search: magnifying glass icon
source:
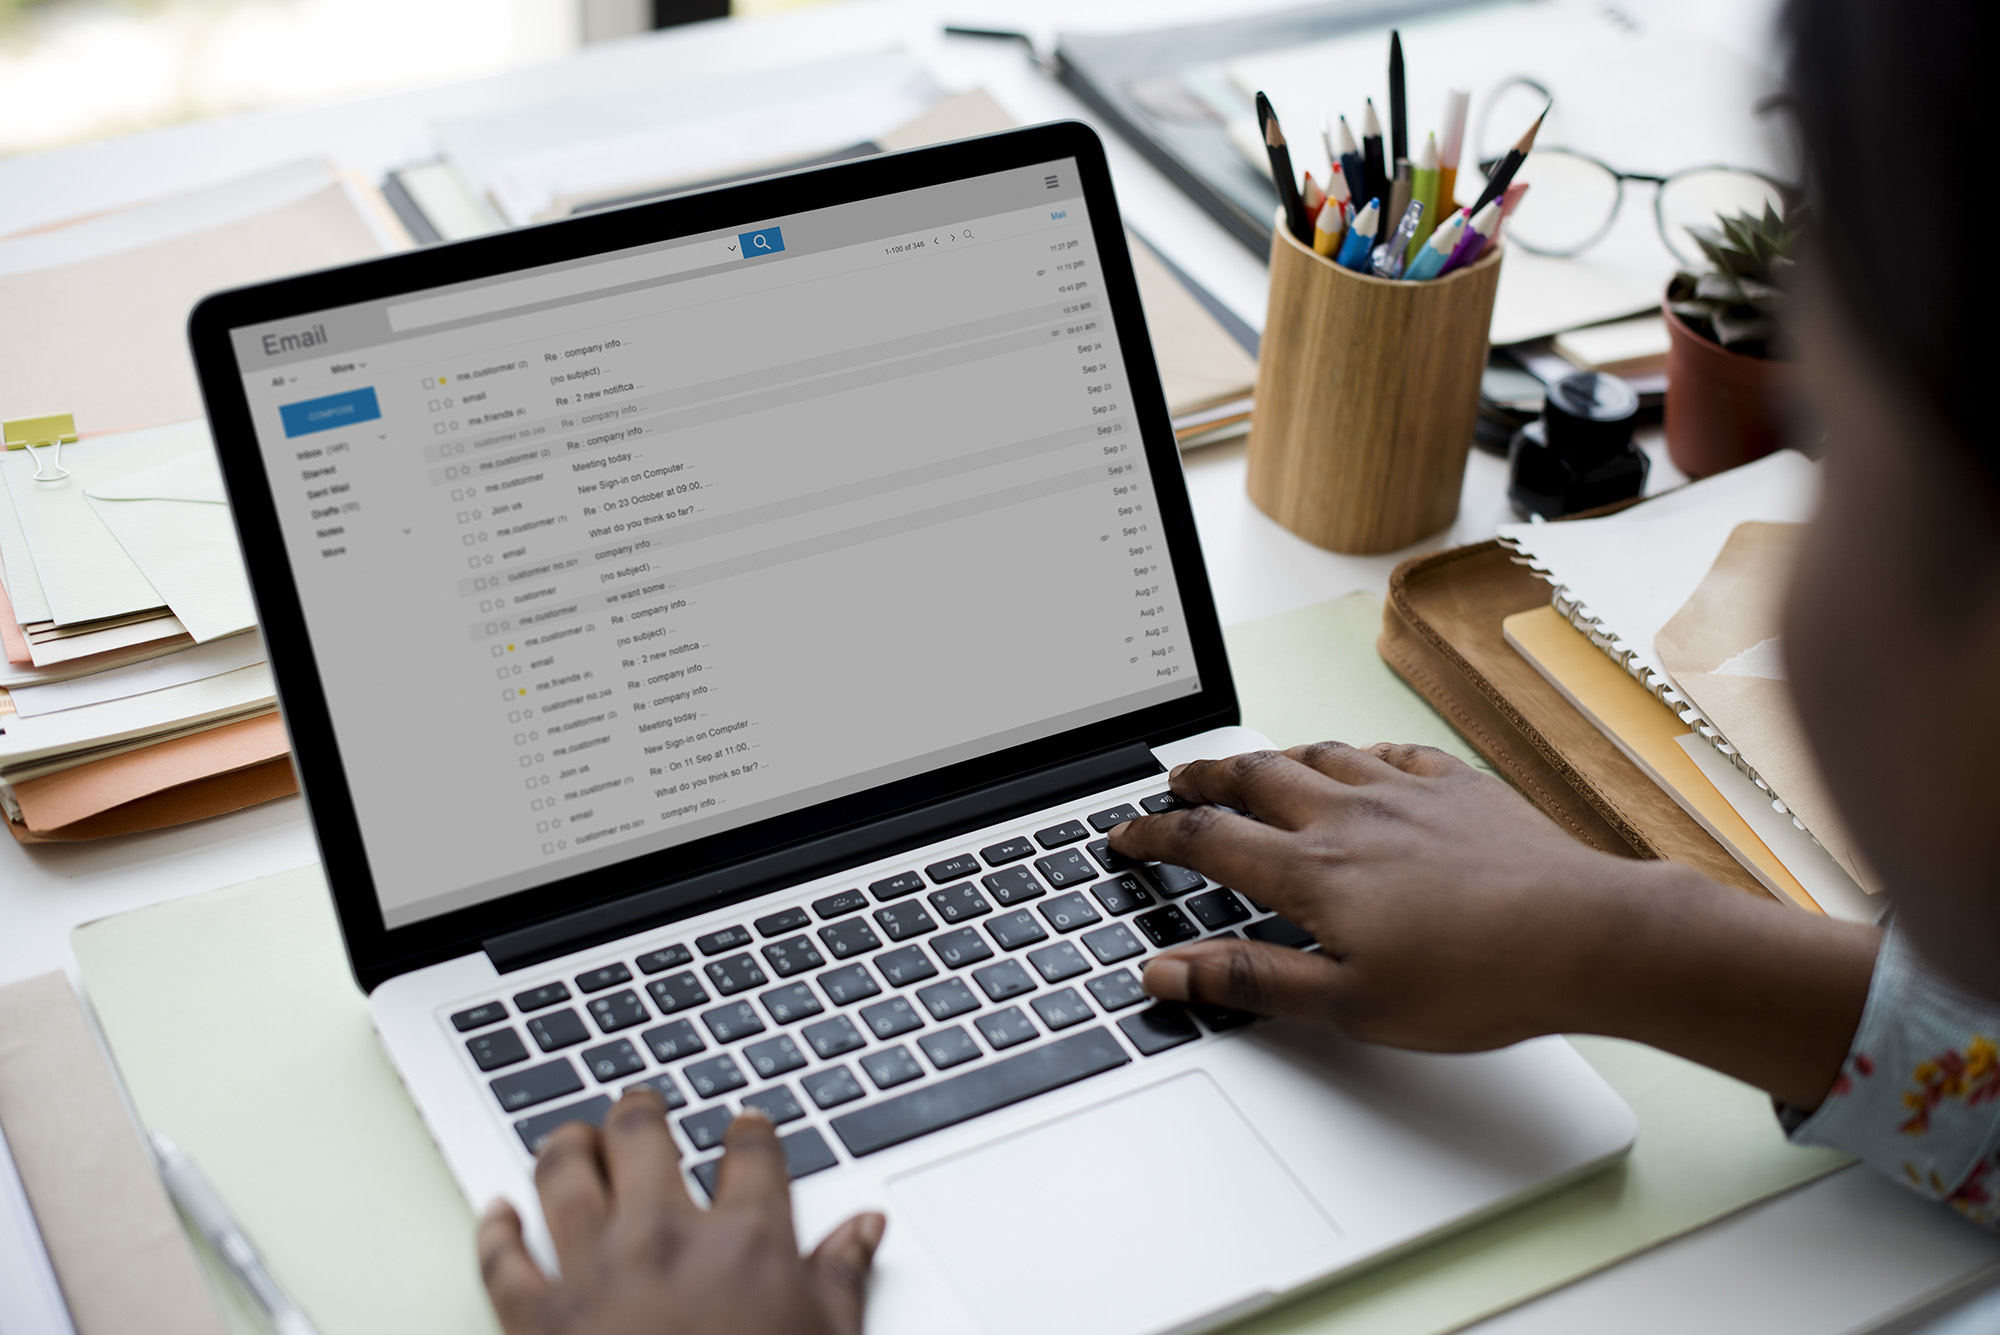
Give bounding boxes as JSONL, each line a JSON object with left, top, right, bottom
{"left": 752, "top": 234, "right": 771, "bottom": 251}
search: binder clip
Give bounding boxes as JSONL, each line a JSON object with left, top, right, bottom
{"left": 2, "top": 413, "right": 77, "bottom": 482}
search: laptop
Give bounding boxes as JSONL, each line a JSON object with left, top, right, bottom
{"left": 188, "top": 122, "right": 1634, "bottom": 1335}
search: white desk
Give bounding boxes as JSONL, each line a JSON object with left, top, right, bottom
{"left": 4, "top": 2, "right": 1998, "bottom": 1330}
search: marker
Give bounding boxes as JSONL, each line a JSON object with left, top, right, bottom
{"left": 1312, "top": 198, "right": 1345, "bottom": 256}
{"left": 1336, "top": 197, "right": 1381, "bottom": 270}
{"left": 1388, "top": 30, "right": 1408, "bottom": 165}
{"left": 1370, "top": 198, "right": 1424, "bottom": 279}
{"left": 1257, "top": 92, "right": 1312, "bottom": 243}
{"left": 1436, "top": 87, "right": 1470, "bottom": 213}
{"left": 1302, "top": 171, "right": 1327, "bottom": 222}
{"left": 1361, "top": 99, "right": 1388, "bottom": 206}
{"left": 1404, "top": 209, "right": 1467, "bottom": 280}
{"left": 1439, "top": 198, "right": 1502, "bottom": 273}
{"left": 1469, "top": 102, "right": 1548, "bottom": 216}
{"left": 1408, "top": 133, "right": 1441, "bottom": 256}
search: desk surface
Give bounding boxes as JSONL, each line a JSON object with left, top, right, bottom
{"left": 4, "top": 1, "right": 1997, "bottom": 1329}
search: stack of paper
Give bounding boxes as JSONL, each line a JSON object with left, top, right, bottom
{"left": 0, "top": 160, "right": 399, "bottom": 839}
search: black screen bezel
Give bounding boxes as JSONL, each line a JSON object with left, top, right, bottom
{"left": 188, "top": 121, "right": 1237, "bottom": 993}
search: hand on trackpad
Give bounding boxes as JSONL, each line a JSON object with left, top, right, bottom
{"left": 889, "top": 1071, "right": 1340, "bottom": 1335}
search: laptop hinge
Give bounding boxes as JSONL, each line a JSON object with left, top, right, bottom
{"left": 482, "top": 742, "right": 1164, "bottom": 975}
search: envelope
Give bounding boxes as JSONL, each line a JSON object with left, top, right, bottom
{"left": 84, "top": 431, "right": 256, "bottom": 644}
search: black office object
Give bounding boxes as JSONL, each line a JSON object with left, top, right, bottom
{"left": 1388, "top": 29, "right": 1408, "bottom": 163}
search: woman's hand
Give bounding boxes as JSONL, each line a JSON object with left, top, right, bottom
{"left": 478, "top": 1092, "right": 883, "bottom": 1335}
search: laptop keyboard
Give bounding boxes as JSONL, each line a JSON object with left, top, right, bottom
{"left": 447, "top": 790, "right": 1315, "bottom": 1198}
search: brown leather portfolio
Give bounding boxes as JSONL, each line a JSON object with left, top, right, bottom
{"left": 1377, "top": 539, "right": 1770, "bottom": 900}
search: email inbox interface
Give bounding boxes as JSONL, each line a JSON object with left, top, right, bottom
{"left": 238, "top": 163, "right": 1198, "bottom": 928}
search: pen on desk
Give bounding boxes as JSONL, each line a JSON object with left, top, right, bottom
{"left": 1257, "top": 93, "right": 1312, "bottom": 243}
{"left": 1436, "top": 87, "right": 1470, "bottom": 216}
{"left": 1438, "top": 197, "right": 1501, "bottom": 274}
{"left": 151, "top": 1133, "right": 319, "bottom": 1335}
{"left": 1403, "top": 208, "right": 1467, "bottom": 280}
{"left": 1335, "top": 197, "right": 1381, "bottom": 270}
{"left": 1312, "top": 198, "right": 1345, "bottom": 256}
{"left": 1468, "top": 101, "right": 1548, "bottom": 216}
{"left": 1385, "top": 159, "right": 1413, "bottom": 256}
{"left": 1388, "top": 30, "right": 1408, "bottom": 165}
{"left": 1370, "top": 198, "right": 1424, "bottom": 279}
{"left": 1336, "top": 115, "right": 1367, "bottom": 211}
{"left": 1360, "top": 99, "right": 1387, "bottom": 206}
{"left": 1408, "top": 133, "right": 1440, "bottom": 255}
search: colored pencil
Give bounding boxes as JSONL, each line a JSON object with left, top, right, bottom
{"left": 1408, "top": 133, "right": 1440, "bottom": 256}
{"left": 1302, "top": 172, "right": 1326, "bottom": 222}
{"left": 1468, "top": 102, "right": 1548, "bottom": 216}
{"left": 1325, "top": 158, "right": 1352, "bottom": 210}
{"left": 1404, "top": 209, "right": 1467, "bottom": 280}
{"left": 1336, "top": 115, "right": 1367, "bottom": 211}
{"left": 1335, "top": 197, "right": 1381, "bottom": 270}
{"left": 1312, "top": 198, "right": 1345, "bottom": 256}
{"left": 1439, "top": 198, "right": 1501, "bottom": 273}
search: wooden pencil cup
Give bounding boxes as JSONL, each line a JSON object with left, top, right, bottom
{"left": 1247, "top": 223, "right": 1503, "bottom": 554}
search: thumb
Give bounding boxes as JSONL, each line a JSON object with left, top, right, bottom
{"left": 806, "top": 1211, "right": 886, "bottom": 1335}
{"left": 1142, "top": 940, "right": 1345, "bottom": 1025}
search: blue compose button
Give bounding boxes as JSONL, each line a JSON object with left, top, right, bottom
{"left": 739, "top": 226, "right": 785, "bottom": 257}
{"left": 280, "top": 387, "right": 381, "bottom": 438}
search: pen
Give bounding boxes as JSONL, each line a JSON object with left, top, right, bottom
{"left": 1385, "top": 159, "right": 1413, "bottom": 256}
{"left": 1312, "top": 198, "right": 1345, "bottom": 256}
{"left": 1361, "top": 99, "right": 1387, "bottom": 207}
{"left": 1436, "top": 87, "right": 1470, "bottom": 215}
{"left": 151, "top": 1133, "right": 319, "bottom": 1335}
{"left": 1370, "top": 198, "right": 1424, "bottom": 278}
{"left": 1336, "top": 115, "right": 1367, "bottom": 212}
{"left": 1388, "top": 30, "right": 1408, "bottom": 165}
{"left": 1438, "top": 197, "right": 1501, "bottom": 273}
{"left": 1469, "top": 102, "right": 1548, "bottom": 216}
{"left": 1408, "top": 133, "right": 1440, "bottom": 256}
{"left": 1336, "top": 197, "right": 1381, "bottom": 270}
{"left": 1403, "top": 209, "right": 1467, "bottom": 280}
{"left": 1257, "top": 92, "right": 1312, "bottom": 244}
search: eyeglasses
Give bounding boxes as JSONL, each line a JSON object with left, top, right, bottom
{"left": 1472, "top": 77, "right": 1798, "bottom": 267}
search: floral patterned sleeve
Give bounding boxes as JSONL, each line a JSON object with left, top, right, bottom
{"left": 1782, "top": 923, "right": 2000, "bottom": 1228}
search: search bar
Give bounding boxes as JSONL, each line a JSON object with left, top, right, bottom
{"left": 386, "top": 228, "right": 783, "bottom": 333}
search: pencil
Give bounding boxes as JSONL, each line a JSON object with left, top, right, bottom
{"left": 1468, "top": 102, "right": 1548, "bottom": 216}
{"left": 1408, "top": 133, "right": 1440, "bottom": 256}
{"left": 1336, "top": 115, "right": 1367, "bottom": 212}
{"left": 1257, "top": 93, "right": 1312, "bottom": 243}
{"left": 1319, "top": 109, "right": 1337, "bottom": 182}
{"left": 1388, "top": 30, "right": 1408, "bottom": 165}
{"left": 1335, "top": 197, "right": 1381, "bottom": 270}
{"left": 1312, "top": 198, "right": 1345, "bottom": 256}
{"left": 1361, "top": 99, "right": 1387, "bottom": 206}
{"left": 1325, "top": 158, "right": 1351, "bottom": 211}
{"left": 1302, "top": 171, "right": 1326, "bottom": 221}
{"left": 1404, "top": 209, "right": 1467, "bottom": 281}
{"left": 1439, "top": 198, "right": 1501, "bottom": 274}
{"left": 1436, "top": 87, "right": 1470, "bottom": 214}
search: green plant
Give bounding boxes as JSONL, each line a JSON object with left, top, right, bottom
{"left": 1667, "top": 203, "right": 1801, "bottom": 360}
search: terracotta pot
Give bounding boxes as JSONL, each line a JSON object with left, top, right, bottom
{"left": 1662, "top": 302, "right": 1789, "bottom": 479}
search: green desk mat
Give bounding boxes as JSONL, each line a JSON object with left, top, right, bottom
{"left": 74, "top": 594, "right": 1851, "bottom": 1335}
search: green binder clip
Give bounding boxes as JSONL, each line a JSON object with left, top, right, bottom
{"left": 2, "top": 413, "right": 77, "bottom": 481}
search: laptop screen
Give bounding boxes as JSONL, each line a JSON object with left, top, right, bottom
{"left": 225, "top": 158, "right": 1203, "bottom": 930}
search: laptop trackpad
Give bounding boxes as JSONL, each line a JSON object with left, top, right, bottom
{"left": 890, "top": 1070, "right": 1340, "bottom": 1335}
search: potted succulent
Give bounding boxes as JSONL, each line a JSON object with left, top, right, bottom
{"left": 1662, "top": 204, "right": 1801, "bottom": 478}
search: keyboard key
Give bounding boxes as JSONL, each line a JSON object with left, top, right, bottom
{"left": 1245, "top": 916, "right": 1316, "bottom": 949}
{"left": 1136, "top": 906, "right": 1199, "bottom": 948}
{"left": 1027, "top": 940, "right": 1091, "bottom": 983}
{"left": 743, "top": 1035, "right": 808, "bottom": 1080}
{"left": 696, "top": 926, "right": 753, "bottom": 956}
{"left": 868, "top": 871, "right": 925, "bottom": 902}
{"left": 802, "top": 1014, "right": 865, "bottom": 1059}
{"left": 1138, "top": 791, "right": 1184, "bottom": 814}
{"left": 754, "top": 907, "right": 811, "bottom": 937}
{"left": 513, "top": 982, "right": 570, "bottom": 1013}
{"left": 1086, "top": 969, "right": 1147, "bottom": 1012}
{"left": 973, "top": 1006, "right": 1038, "bottom": 1050}
{"left": 515, "top": 1095, "right": 611, "bottom": 1154}
{"left": 1038, "top": 893, "right": 1102, "bottom": 934}
{"left": 1085, "top": 838, "right": 1139, "bottom": 873}
{"left": 817, "top": 963, "right": 882, "bottom": 1006}
{"left": 1185, "top": 889, "right": 1252, "bottom": 931}
{"left": 818, "top": 919, "right": 882, "bottom": 960}
{"left": 1091, "top": 873, "right": 1156, "bottom": 917}
{"left": 860, "top": 996, "right": 924, "bottom": 1040}
{"left": 860, "top": 1046, "right": 924, "bottom": 1090}
{"left": 1031, "top": 988, "right": 1095, "bottom": 1031}
{"left": 701, "top": 1002, "right": 765, "bottom": 1044}
{"left": 781, "top": 1125, "right": 839, "bottom": 1180}
{"left": 1088, "top": 803, "right": 1142, "bottom": 832}
{"left": 648, "top": 972, "right": 710, "bottom": 1015}
{"left": 467, "top": 1029, "right": 528, "bottom": 1071}
{"left": 1035, "top": 850, "right": 1097, "bottom": 889}
{"left": 985, "top": 910, "right": 1048, "bottom": 952}
{"left": 1034, "top": 820, "right": 1089, "bottom": 849}
{"left": 576, "top": 963, "right": 632, "bottom": 993}
{"left": 1189, "top": 1003, "right": 1257, "bottom": 1032}
{"left": 452, "top": 1002, "right": 506, "bottom": 1032}
{"left": 1146, "top": 865, "right": 1206, "bottom": 898}
{"left": 973, "top": 960, "right": 1037, "bottom": 1003}
{"left": 1081, "top": 922, "right": 1144, "bottom": 965}
{"left": 873, "top": 900, "right": 937, "bottom": 942}
{"left": 635, "top": 944, "right": 692, "bottom": 975}
{"left": 927, "top": 883, "right": 991, "bottom": 924}
{"left": 925, "top": 853, "right": 982, "bottom": 884}
{"left": 491, "top": 1058, "right": 583, "bottom": 1113}
{"left": 641, "top": 1019, "right": 705, "bottom": 1062}
{"left": 704, "top": 954, "right": 768, "bottom": 996}
{"left": 1119, "top": 1004, "right": 1200, "bottom": 1055}
{"left": 683, "top": 1054, "right": 748, "bottom": 1100}
{"left": 581, "top": 1039, "right": 645, "bottom": 1083}
{"left": 527, "top": 1009, "right": 589, "bottom": 1052}
{"left": 875, "top": 944, "right": 939, "bottom": 987}
{"left": 587, "top": 989, "right": 649, "bottom": 1033}
{"left": 916, "top": 977, "right": 982, "bottom": 1021}
{"left": 622, "top": 1072, "right": 687, "bottom": 1110}
{"left": 918, "top": 1025, "right": 982, "bottom": 1070}
{"left": 758, "top": 982, "right": 824, "bottom": 1026}
{"left": 981, "top": 866, "right": 1045, "bottom": 907}
{"left": 802, "top": 1065, "right": 865, "bottom": 1110}
{"left": 930, "top": 927, "right": 993, "bottom": 969}
{"left": 813, "top": 889, "right": 869, "bottom": 919}
{"left": 830, "top": 1027, "right": 1129, "bottom": 1158}
{"left": 680, "top": 1106, "right": 735, "bottom": 1151}
{"left": 761, "top": 935, "right": 825, "bottom": 978}
{"left": 742, "top": 1085, "right": 805, "bottom": 1125}
{"left": 980, "top": 836, "right": 1035, "bottom": 866}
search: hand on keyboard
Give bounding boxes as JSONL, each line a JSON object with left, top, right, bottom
{"left": 479, "top": 1088, "right": 884, "bottom": 1335}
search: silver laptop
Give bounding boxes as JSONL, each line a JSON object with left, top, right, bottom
{"left": 189, "top": 123, "right": 1634, "bottom": 1335}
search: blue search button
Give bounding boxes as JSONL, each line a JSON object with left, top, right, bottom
{"left": 739, "top": 226, "right": 785, "bottom": 257}
{"left": 280, "top": 387, "right": 381, "bottom": 438}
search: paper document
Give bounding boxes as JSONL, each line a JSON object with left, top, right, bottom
{"left": 0, "top": 432, "right": 167, "bottom": 628}
{"left": 0, "top": 662, "right": 275, "bottom": 773}
{"left": 8, "top": 630, "right": 264, "bottom": 719}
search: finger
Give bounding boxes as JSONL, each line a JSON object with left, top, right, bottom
{"left": 1159, "top": 750, "right": 1344, "bottom": 829}
{"left": 806, "top": 1212, "right": 887, "bottom": 1335}
{"left": 1366, "top": 741, "right": 1470, "bottom": 778}
{"left": 1281, "top": 740, "right": 1404, "bottom": 786}
{"left": 600, "top": 1088, "right": 697, "bottom": 1218}
{"left": 1141, "top": 939, "right": 1349, "bottom": 1025}
{"left": 1108, "top": 802, "right": 1302, "bottom": 890}
{"left": 533, "top": 1120, "right": 610, "bottom": 1268}
{"left": 477, "top": 1198, "right": 554, "bottom": 1335}
{"left": 712, "top": 1108, "right": 794, "bottom": 1224}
